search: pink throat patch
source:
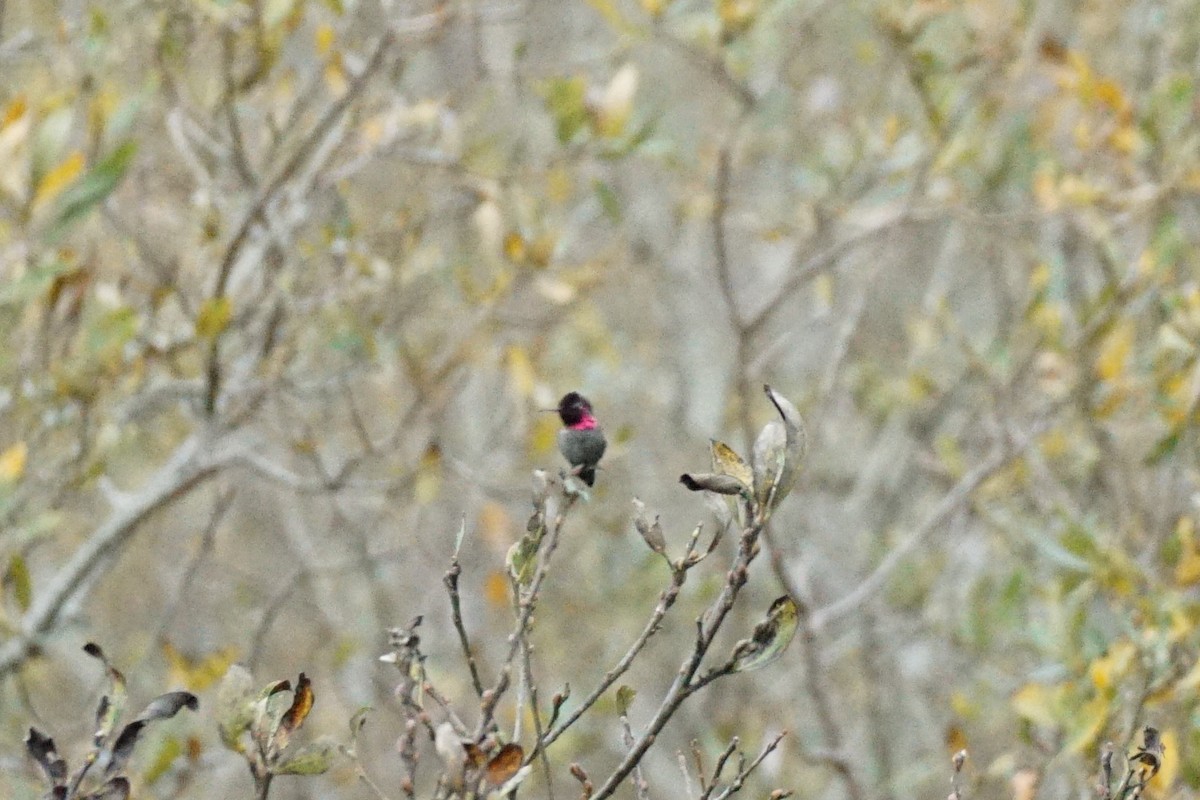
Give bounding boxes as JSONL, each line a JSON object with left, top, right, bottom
{"left": 569, "top": 414, "right": 598, "bottom": 431}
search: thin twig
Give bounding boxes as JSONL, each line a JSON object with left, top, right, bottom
{"left": 590, "top": 516, "right": 765, "bottom": 800}
{"left": 475, "top": 491, "right": 577, "bottom": 738}
{"left": 534, "top": 563, "right": 687, "bottom": 756}
{"left": 445, "top": 558, "right": 486, "bottom": 698}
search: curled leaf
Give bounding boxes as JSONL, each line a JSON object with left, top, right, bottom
{"left": 486, "top": 743, "right": 524, "bottom": 786}
{"left": 632, "top": 498, "right": 666, "bottom": 555}
{"left": 106, "top": 691, "right": 197, "bottom": 776}
{"left": 710, "top": 440, "right": 753, "bottom": 486}
{"left": 680, "top": 473, "right": 747, "bottom": 496}
{"left": 731, "top": 595, "right": 799, "bottom": 672}
{"left": 507, "top": 536, "right": 539, "bottom": 585}
{"left": 751, "top": 385, "right": 806, "bottom": 509}
{"left": 273, "top": 673, "right": 314, "bottom": 756}
{"left": 84, "top": 642, "right": 127, "bottom": 747}
{"left": 25, "top": 728, "right": 67, "bottom": 786}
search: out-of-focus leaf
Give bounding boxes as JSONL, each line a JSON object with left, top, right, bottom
{"left": 5, "top": 553, "right": 32, "bottom": 610}
{"left": 710, "top": 440, "right": 753, "bottom": 487}
{"left": 140, "top": 735, "right": 183, "bottom": 785}
{"left": 614, "top": 685, "right": 636, "bottom": 716}
{"left": 593, "top": 180, "right": 622, "bottom": 222}
{"left": 163, "top": 643, "right": 238, "bottom": 692}
{"left": 589, "top": 63, "right": 638, "bottom": 137}
{"left": 79, "top": 777, "right": 130, "bottom": 800}
{"left": 216, "top": 664, "right": 255, "bottom": 752}
{"left": 0, "top": 441, "right": 27, "bottom": 481}
{"left": 273, "top": 673, "right": 314, "bottom": 756}
{"left": 541, "top": 77, "right": 588, "bottom": 143}
{"left": 195, "top": 297, "right": 232, "bottom": 339}
{"left": 679, "top": 472, "right": 747, "bottom": 496}
{"left": 25, "top": 728, "right": 67, "bottom": 786}
{"left": 1064, "top": 694, "right": 1108, "bottom": 754}
{"left": 31, "top": 150, "right": 85, "bottom": 212}
{"left": 31, "top": 106, "right": 74, "bottom": 188}
{"left": 83, "top": 642, "right": 128, "bottom": 746}
{"left": 1011, "top": 682, "right": 1062, "bottom": 729}
{"left": 485, "top": 743, "right": 524, "bottom": 786}
{"left": 1094, "top": 319, "right": 1134, "bottom": 382}
{"left": 632, "top": 498, "right": 666, "bottom": 555}
{"left": 731, "top": 596, "right": 799, "bottom": 672}
{"left": 50, "top": 140, "right": 136, "bottom": 238}
{"left": 274, "top": 738, "right": 336, "bottom": 775}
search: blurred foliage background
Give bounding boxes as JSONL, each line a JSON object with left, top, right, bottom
{"left": 4, "top": 0, "right": 1200, "bottom": 797}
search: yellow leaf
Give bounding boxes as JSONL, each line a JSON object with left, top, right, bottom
{"left": 1088, "top": 640, "right": 1136, "bottom": 690}
{"left": 504, "top": 232, "right": 527, "bottom": 263}
{"left": 505, "top": 345, "right": 536, "bottom": 398}
{"left": 0, "top": 442, "right": 27, "bottom": 481}
{"left": 1065, "top": 693, "right": 1109, "bottom": 753}
{"left": 529, "top": 415, "right": 559, "bottom": 457}
{"left": 32, "top": 150, "right": 85, "bottom": 211}
{"left": 325, "top": 58, "right": 348, "bottom": 95}
{"left": 1, "top": 95, "right": 27, "bottom": 129}
{"left": 1011, "top": 683, "right": 1061, "bottom": 728}
{"left": 478, "top": 501, "right": 513, "bottom": 551}
{"left": 1095, "top": 320, "right": 1134, "bottom": 382}
{"left": 415, "top": 445, "right": 442, "bottom": 504}
{"left": 710, "top": 440, "right": 753, "bottom": 487}
{"left": 1149, "top": 729, "right": 1179, "bottom": 794}
{"left": 1176, "top": 516, "right": 1200, "bottom": 586}
{"left": 195, "top": 297, "right": 232, "bottom": 339}
{"left": 314, "top": 23, "right": 335, "bottom": 57}
{"left": 163, "top": 643, "right": 238, "bottom": 692}
{"left": 484, "top": 570, "right": 510, "bottom": 608}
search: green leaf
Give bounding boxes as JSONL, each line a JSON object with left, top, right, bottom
{"left": 196, "top": 296, "right": 233, "bottom": 339}
{"left": 615, "top": 685, "right": 636, "bottom": 716}
{"left": 50, "top": 140, "right": 136, "bottom": 239}
{"left": 274, "top": 738, "right": 336, "bottom": 775}
{"left": 541, "top": 77, "right": 588, "bottom": 144}
{"left": 593, "top": 180, "right": 622, "bottom": 222}
{"left": 731, "top": 595, "right": 799, "bottom": 672}
{"left": 6, "top": 553, "right": 31, "bottom": 611}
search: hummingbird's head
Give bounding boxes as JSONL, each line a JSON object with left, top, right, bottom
{"left": 556, "top": 392, "right": 594, "bottom": 426}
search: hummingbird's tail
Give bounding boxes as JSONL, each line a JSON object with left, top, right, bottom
{"left": 580, "top": 466, "right": 596, "bottom": 486}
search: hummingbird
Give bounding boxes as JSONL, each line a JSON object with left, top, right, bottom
{"left": 555, "top": 391, "right": 606, "bottom": 486}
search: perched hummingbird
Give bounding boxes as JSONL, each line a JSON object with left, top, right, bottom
{"left": 555, "top": 391, "right": 606, "bottom": 486}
